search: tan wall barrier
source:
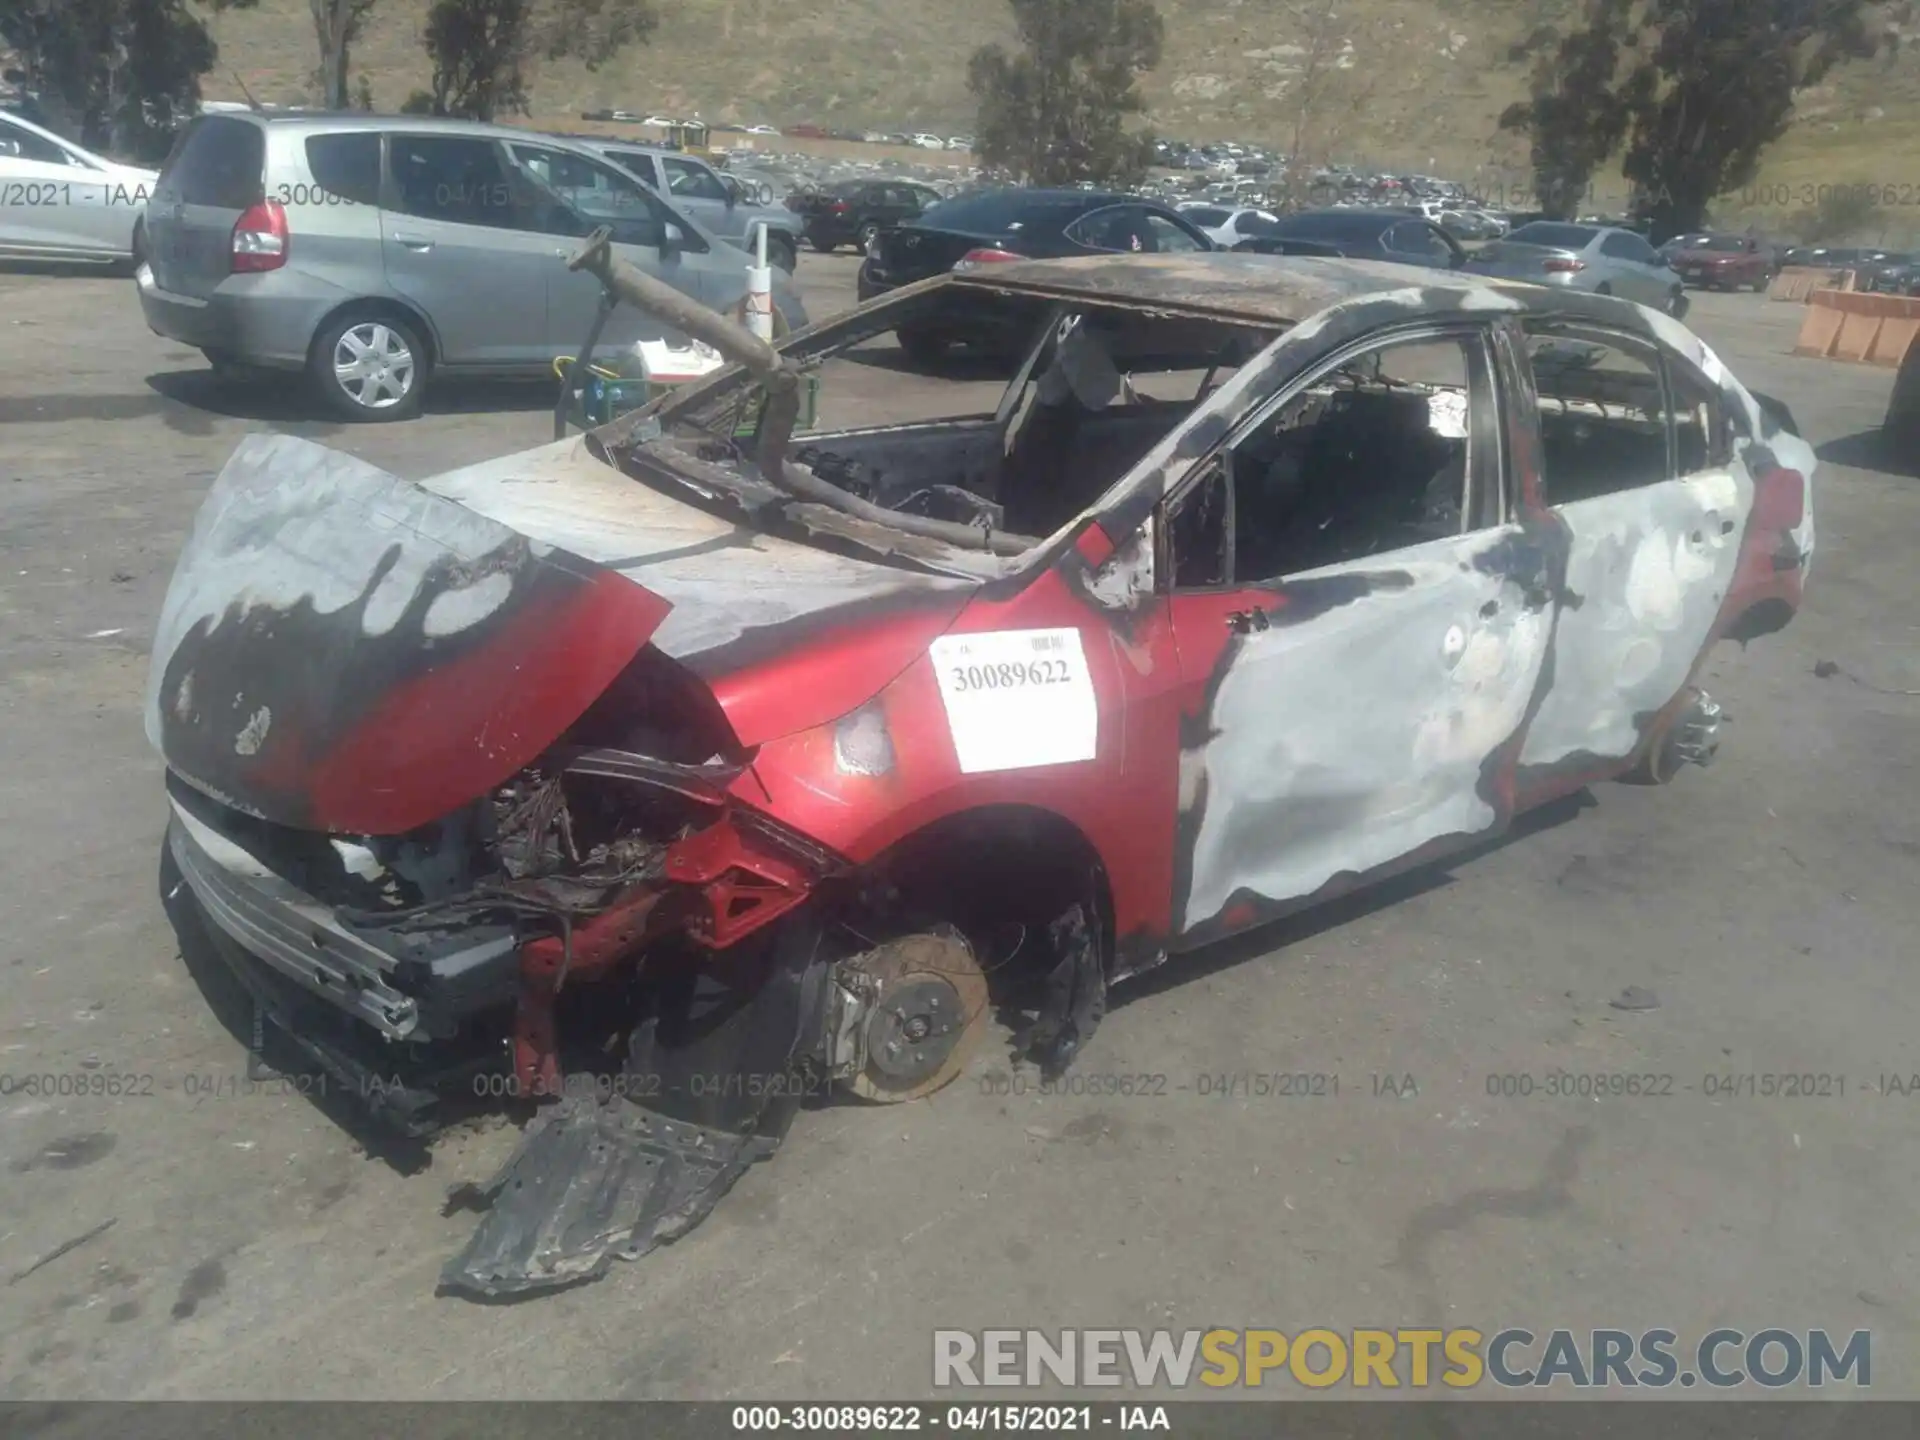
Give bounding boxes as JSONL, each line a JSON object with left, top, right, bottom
{"left": 1768, "top": 267, "right": 1857, "bottom": 302}
{"left": 1792, "top": 287, "right": 1920, "bottom": 367}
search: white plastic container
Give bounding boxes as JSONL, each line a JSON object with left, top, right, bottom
{"left": 631, "top": 337, "right": 727, "bottom": 388}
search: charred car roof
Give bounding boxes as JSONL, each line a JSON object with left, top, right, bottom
{"left": 939, "top": 251, "right": 1636, "bottom": 327}
{"left": 617, "top": 250, "right": 1746, "bottom": 582}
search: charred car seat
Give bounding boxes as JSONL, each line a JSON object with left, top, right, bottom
{"left": 1244, "top": 392, "right": 1463, "bottom": 575}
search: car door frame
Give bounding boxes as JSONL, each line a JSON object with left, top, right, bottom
{"left": 658, "top": 151, "right": 737, "bottom": 243}
{"left": 1384, "top": 219, "right": 1464, "bottom": 270}
{"left": 376, "top": 130, "right": 556, "bottom": 370}
{"left": 1148, "top": 315, "right": 1566, "bottom": 949}
{"left": 502, "top": 136, "right": 730, "bottom": 356}
{"left": 595, "top": 146, "right": 665, "bottom": 193}
{"left": 1599, "top": 230, "right": 1665, "bottom": 305}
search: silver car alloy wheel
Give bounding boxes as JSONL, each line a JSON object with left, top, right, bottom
{"left": 332, "top": 322, "right": 416, "bottom": 410}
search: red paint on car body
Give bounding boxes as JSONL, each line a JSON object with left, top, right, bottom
{"left": 305, "top": 570, "right": 670, "bottom": 835}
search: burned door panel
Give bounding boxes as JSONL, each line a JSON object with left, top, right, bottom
{"left": 1513, "top": 328, "right": 1755, "bottom": 772}
{"left": 1172, "top": 525, "right": 1555, "bottom": 940}
{"left": 1518, "top": 467, "right": 1751, "bottom": 769}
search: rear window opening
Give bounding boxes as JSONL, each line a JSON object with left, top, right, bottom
{"left": 305, "top": 132, "right": 382, "bottom": 207}
{"left": 162, "top": 116, "right": 266, "bottom": 210}
{"left": 1520, "top": 326, "right": 1730, "bottom": 504}
{"left": 627, "top": 286, "right": 1282, "bottom": 555}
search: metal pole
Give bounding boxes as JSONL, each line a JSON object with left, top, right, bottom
{"left": 745, "top": 221, "right": 774, "bottom": 343}
{"left": 553, "top": 287, "right": 621, "bottom": 441}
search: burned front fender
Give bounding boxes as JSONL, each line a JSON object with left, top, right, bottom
{"left": 147, "top": 434, "right": 670, "bottom": 835}
{"left": 725, "top": 549, "right": 1186, "bottom": 953}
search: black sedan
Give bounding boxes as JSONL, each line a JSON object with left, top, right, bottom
{"left": 857, "top": 188, "right": 1214, "bottom": 363}
{"left": 1227, "top": 209, "right": 1466, "bottom": 269}
{"left": 1859, "top": 252, "right": 1920, "bottom": 295}
{"left": 791, "top": 178, "right": 947, "bottom": 253}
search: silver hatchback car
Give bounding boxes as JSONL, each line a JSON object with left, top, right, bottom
{"left": 1464, "top": 220, "right": 1687, "bottom": 316}
{"left": 137, "top": 113, "right": 808, "bottom": 421}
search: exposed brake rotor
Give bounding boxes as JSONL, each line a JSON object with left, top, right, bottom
{"left": 846, "top": 931, "right": 989, "bottom": 1103}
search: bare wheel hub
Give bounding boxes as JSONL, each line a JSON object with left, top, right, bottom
{"left": 1639, "top": 685, "right": 1724, "bottom": 783}
{"left": 1670, "top": 691, "right": 1724, "bottom": 767}
{"left": 846, "top": 932, "right": 988, "bottom": 1103}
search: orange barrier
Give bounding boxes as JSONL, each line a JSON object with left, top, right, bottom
{"left": 1792, "top": 287, "right": 1920, "bottom": 367}
{"left": 1768, "top": 266, "right": 1857, "bottom": 302}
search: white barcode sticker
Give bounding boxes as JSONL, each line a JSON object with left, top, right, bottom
{"left": 928, "top": 628, "right": 1099, "bottom": 774}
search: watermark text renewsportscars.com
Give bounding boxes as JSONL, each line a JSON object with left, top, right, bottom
{"left": 933, "top": 1328, "right": 1871, "bottom": 1390}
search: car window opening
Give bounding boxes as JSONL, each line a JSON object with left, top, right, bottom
{"left": 618, "top": 286, "right": 1282, "bottom": 565}
{"left": 1170, "top": 335, "right": 1486, "bottom": 588}
{"left": 1520, "top": 326, "right": 1725, "bottom": 504}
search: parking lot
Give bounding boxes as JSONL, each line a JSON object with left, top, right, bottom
{"left": 1, "top": 257, "right": 1917, "bottom": 1400}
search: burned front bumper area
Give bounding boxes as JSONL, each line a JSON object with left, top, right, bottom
{"left": 160, "top": 752, "right": 846, "bottom": 1297}
{"left": 164, "top": 782, "right": 520, "bottom": 1133}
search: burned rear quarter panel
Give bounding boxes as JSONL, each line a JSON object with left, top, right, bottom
{"left": 1515, "top": 314, "right": 1817, "bottom": 787}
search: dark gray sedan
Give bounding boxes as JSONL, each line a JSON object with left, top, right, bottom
{"left": 1464, "top": 221, "right": 1687, "bottom": 314}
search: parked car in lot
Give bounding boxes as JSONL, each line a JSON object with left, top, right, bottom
{"left": 1778, "top": 245, "right": 1896, "bottom": 274}
{"left": 1464, "top": 221, "right": 1686, "bottom": 314}
{"left": 1437, "top": 208, "right": 1501, "bottom": 242}
{"left": 856, "top": 187, "right": 1215, "bottom": 362}
{"left": 147, "top": 250, "right": 1815, "bottom": 1297}
{"left": 790, "top": 177, "right": 944, "bottom": 252}
{"left": 136, "top": 113, "right": 806, "bottom": 421}
{"left": 1668, "top": 234, "right": 1773, "bottom": 291}
{"left": 1858, "top": 252, "right": 1920, "bottom": 294}
{"left": 0, "top": 110, "right": 158, "bottom": 267}
{"left": 567, "top": 137, "right": 804, "bottom": 273}
{"left": 1656, "top": 231, "right": 1713, "bottom": 263}
{"left": 1228, "top": 208, "right": 1465, "bottom": 269}
{"left": 1174, "top": 204, "right": 1284, "bottom": 247}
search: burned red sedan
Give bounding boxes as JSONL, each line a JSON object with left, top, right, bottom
{"left": 149, "top": 248, "right": 1815, "bottom": 1297}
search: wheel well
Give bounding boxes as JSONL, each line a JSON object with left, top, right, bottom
{"left": 864, "top": 805, "right": 1117, "bottom": 980}
{"left": 307, "top": 297, "right": 439, "bottom": 371}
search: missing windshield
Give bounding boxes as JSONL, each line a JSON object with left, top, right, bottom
{"left": 619, "top": 284, "right": 1279, "bottom": 555}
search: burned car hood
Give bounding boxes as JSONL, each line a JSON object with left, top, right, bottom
{"left": 146, "top": 434, "right": 976, "bottom": 835}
